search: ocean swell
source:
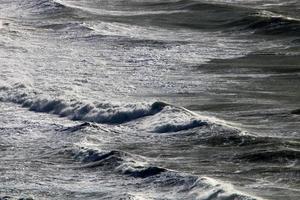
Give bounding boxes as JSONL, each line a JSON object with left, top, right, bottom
{"left": 229, "top": 10, "right": 300, "bottom": 36}
{"left": 15, "top": 0, "right": 300, "bottom": 38}
{"left": 20, "top": 0, "right": 70, "bottom": 17}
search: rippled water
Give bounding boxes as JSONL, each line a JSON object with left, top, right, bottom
{"left": 0, "top": 0, "right": 299, "bottom": 199}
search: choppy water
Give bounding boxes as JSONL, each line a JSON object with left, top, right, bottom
{"left": 0, "top": 0, "right": 299, "bottom": 199}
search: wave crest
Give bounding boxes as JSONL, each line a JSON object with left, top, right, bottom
{"left": 0, "top": 86, "right": 167, "bottom": 124}
{"left": 154, "top": 119, "right": 208, "bottom": 133}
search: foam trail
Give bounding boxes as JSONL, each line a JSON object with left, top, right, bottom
{"left": 157, "top": 101, "right": 246, "bottom": 132}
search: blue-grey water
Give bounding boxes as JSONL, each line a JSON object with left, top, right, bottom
{"left": 0, "top": 0, "right": 299, "bottom": 199}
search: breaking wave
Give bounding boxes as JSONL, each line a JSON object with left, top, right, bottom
{"left": 0, "top": 85, "right": 237, "bottom": 136}
{"left": 60, "top": 147, "right": 261, "bottom": 200}
{"left": 154, "top": 119, "right": 208, "bottom": 133}
{"left": 0, "top": 89, "right": 167, "bottom": 125}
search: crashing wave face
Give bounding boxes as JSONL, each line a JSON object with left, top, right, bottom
{"left": 0, "top": 86, "right": 168, "bottom": 124}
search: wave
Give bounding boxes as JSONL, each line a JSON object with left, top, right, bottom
{"left": 154, "top": 119, "right": 208, "bottom": 133}
{"left": 228, "top": 11, "right": 300, "bottom": 36}
{"left": 63, "top": 147, "right": 261, "bottom": 200}
{"left": 0, "top": 195, "right": 34, "bottom": 200}
{"left": 58, "top": 120, "right": 283, "bottom": 149}
{"left": 19, "top": 0, "right": 71, "bottom": 17}
{"left": 0, "top": 92, "right": 167, "bottom": 125}
{"left": 16, "top": 0, "right": 300, "bottom": 38}
{"left": 66, "top": 148, "right": 168, "bottom": 177}
{"left": 2, "top": 85, "right": 290, "bottom": 151}
{"left": 0, "top": 85, "right": 238, "bottom": 136}
{"left": 15, "top": 0, "right": 95, "bottom": 34}
{"left": 37, "top": 22, "right": 93, "bottom": 32}
{"left": 234, "top": 148, "right": 300, "bottom": 164}
{"left": 1, "top": 86, "right": 266, "bottom": 154}
{"left": 142, "top": 3, "right": 300, "bottom": 36}
{"left": 60, "top": 122, "right": 98, "bottom": 132}
{"left": 291, "top": 109, "right": 300, "bottom": 115}
{"left": 4, "top": 84, "right": 297, "bottom": 152}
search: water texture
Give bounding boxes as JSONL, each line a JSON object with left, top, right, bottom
{"left": 0, "top": 0, "right": 299, "bottom": 199}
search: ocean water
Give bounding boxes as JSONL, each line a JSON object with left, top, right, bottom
{"left": 0, "top": 0, "right": 299, "bottom": 199}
